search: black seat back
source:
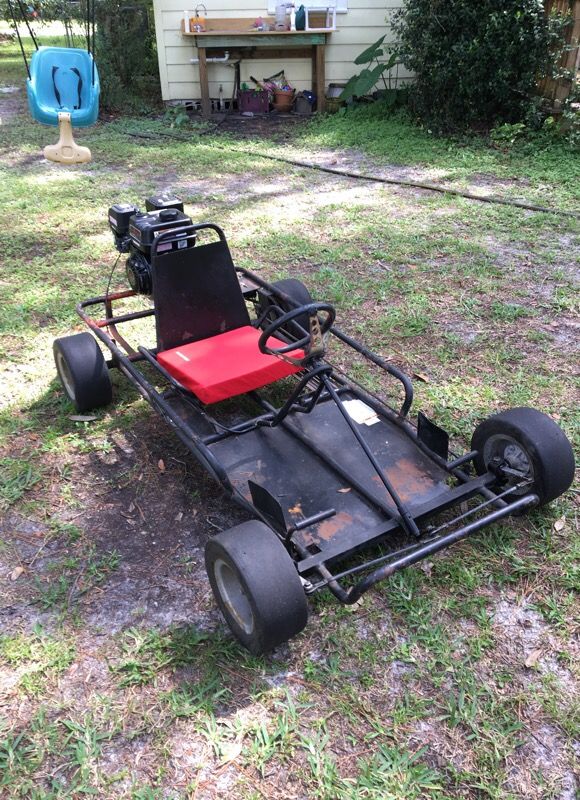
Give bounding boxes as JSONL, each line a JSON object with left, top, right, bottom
{"left": 151, "top": 224, "right": 250, "bottom": 352}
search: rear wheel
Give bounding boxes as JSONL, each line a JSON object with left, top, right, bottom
{"left": 53, "top": 333, "right": 113, "bottom": 412}
{"left": 205, "top": 520, "right": 308, "bottom": 654}
{"left": 258, "top": 278, "right": 313, "bottom": 340}
{"left": 471, "top": 407, "right": 575, "bottom": 506}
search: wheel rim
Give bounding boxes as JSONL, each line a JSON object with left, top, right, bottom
{"left": 213, "top": 559, "right": 255, "bottom": 635}
{"left": 482, "top": 434, "right": 534, "bottom": 494}
{"left": 55, "top": 351, "right": 76, "bottom": 402}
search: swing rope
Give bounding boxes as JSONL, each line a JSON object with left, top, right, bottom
{"left": 9, "top": 0, "right": 96, "bottom": 82}
{"left": 83, "top": 0, "right": 97, "bottom": 86}
{"left": 7, "top": 0, "right": 39, "bottom": 78}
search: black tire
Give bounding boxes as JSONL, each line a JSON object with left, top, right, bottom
{"left": 53, "top": 333, "right": 113, "bottom": 412}
{"left": 258, "top": 278, "right": 313, "bottom": 339}
{"left": 471, "top": 407, "right": 575, "bottom": 506}
{"left": 205, "top": 521, "right": 308, "bottom": 654}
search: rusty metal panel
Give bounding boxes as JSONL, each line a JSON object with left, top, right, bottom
{"left": 208, "top": 391, "right": 452, "bottom": 564}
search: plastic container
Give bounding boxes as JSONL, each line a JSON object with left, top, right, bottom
{"left": 295, "top": 91, "right": 315, "bottom": 114}
{"left": 272, "top": 88, "right": 294, "bottom": 112}
{"left": 238, "top": 89, "right": 269, "bottom": 113}
{"left": 275, "top": 3, "right": 288, "bottom": 30}
{"left": 327, "top": 83, "right": 347, "bottom": 99}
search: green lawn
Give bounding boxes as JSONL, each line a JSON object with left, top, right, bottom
{"left": 1, "top": 34, "right": 578, "bottom": 800}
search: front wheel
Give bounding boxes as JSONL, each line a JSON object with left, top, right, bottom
{"left": 471, "top": 407, "right": 575, "bottom": 506}
{"left": 205, "top": 521, "right": 308, "bottom": 654}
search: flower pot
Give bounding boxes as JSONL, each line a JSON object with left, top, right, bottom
{"left": 272, "top": 88, "right": 294, "bottom": 112}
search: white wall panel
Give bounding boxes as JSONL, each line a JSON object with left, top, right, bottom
{"left": 153, "top": 0, "right": 404, "bottom": 101}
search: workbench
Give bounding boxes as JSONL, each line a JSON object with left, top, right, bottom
{"left": 182, "top": 18, "right": 332, "bottom": 118}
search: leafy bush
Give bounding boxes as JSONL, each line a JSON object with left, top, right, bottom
{"left": 340, "top": 36, "right": 399, "bottom": 101}
{"left": 561, "top": 86, "right": 580, "bottom": 149}
{"left": 95, "top": 0, "right": 161, "bottom": 111}
{"left": 392, "top": 0, "right": 570, "bottom": 130}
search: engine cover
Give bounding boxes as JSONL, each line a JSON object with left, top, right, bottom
{"left": 129, "top": 208, "right": 194, "bottom": 258}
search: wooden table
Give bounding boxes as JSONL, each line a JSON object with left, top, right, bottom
{"left": 182, "top": 20, "right": 332, "bottom": 118}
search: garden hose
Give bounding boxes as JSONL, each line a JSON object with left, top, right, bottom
{"left": 219, "top": 146, "right": 580, "bottom": 218}
{"left": 121, "top": 124, "right": 579, "bottom": 218}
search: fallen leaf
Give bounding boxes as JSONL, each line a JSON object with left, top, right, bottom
{"left": 553, "top": 516, "right": 566, "bottom": 532}
{"left": 288, "top": 504, "right": 302, "bottom": 514}
{"left": 10, "top": 566, "right": 24, "bottom": 581}
{"left": 346, "top": 598, "right": 364, "bottom": 612}
{"left": 174, "top": 511, "right": 183, "bottom": 522}
{"left": 68, "top": 414, "right": 97, "bottom": 423}
{"left": 338, "top": 487, "right": 351, "bottom": 494}
{"left": 128, "top": 502, "right": 135, "bottom": 513}
{"left": 420, "top": 561, "right": 434, "bottom": 577}
{"left": 158, "top": 459, "right": 165, "bottom": 473}
{"left": 414, "top": 372, "right": 430, "bottom": 383}
{"left": 219, "top": 740, "right": 243, "bottom": 764}
{"left": 525, "top": 648, "right": 542, "bottom": 668}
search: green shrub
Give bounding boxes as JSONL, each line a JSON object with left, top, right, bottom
{"left": 392, "top": 0, "right": 570, "bottom": 130}
{"left": 95, "top": 0, "right": 161, "bottom": 111}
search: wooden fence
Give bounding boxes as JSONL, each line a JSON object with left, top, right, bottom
{"left": 538, "top": 0, "right": 580, "bottom": 105}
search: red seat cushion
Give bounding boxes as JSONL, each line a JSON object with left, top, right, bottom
{"left": 157, "top": 326, "right": 304, "bottom": 404}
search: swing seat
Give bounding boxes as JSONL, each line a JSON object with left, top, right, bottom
{"left": 27, "top": 47, "right": 99, "bottom": 127}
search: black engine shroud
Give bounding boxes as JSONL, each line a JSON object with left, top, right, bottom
{"left": 108, "top": 194, "right": 194, "bottom": 295}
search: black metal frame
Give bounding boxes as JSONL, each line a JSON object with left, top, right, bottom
{"left": 76, "top": 223, "right": 539, "bottom": 604}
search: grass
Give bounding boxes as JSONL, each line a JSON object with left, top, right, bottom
{"left": 296, "top": 103, "right": 580, "bottom": 208}
{"left": 0, "top": 456, "right": 43, "bottom": 510}
{"left": 0, "top": 624, "right": 76, "bottom": 696}
{"left": 1, "top": 31, "right": 579, "bottom": 800}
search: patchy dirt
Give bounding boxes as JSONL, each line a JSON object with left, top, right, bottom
{"left": 491, "top": 598, "right": 577, "bottom": 694}
{"left": 506, "top": 725, "right": 578, "bottom": 800}
{"left": 0, "top": 84, "right": 22, "bottom": 124}
{"left": 0, "top": 413, "right": 249, "bottom": 637}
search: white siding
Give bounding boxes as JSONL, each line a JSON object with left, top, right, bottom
{"left": 152, "top": 1, "right": 409, "bottom": 101}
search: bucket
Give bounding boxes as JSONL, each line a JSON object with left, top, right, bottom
{"left": 272, "top": 88, "right": 294, "bottom": 112}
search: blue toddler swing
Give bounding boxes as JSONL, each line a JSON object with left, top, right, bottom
{"left": 10, "top": 0, "right": 99, "bottom": 163}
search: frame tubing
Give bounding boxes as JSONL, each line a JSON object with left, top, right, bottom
{"left": 294, "top": 470, "right": 499, "bottom": 576}
{"left": 234, "top": 263, "right": 413, "bottom": 417}
{"left": 332, "top": 377, "right": 508, "bottom": 511}
{"left": 95, "top": 308, "right": 155, "bottom": 327}
{"left": 344, "top": 493, "right": 539, "bottom": 604}
{"left": 309, "top": 480, "right": 533, "bottom": 590}
{"left": 447, "top": 451, "right": 478, "bottom": 469}
{"left": 329, "top": 326, "right": 414, "bottom": 417}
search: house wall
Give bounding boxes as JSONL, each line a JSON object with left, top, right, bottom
{"left": 152, "top": 1, "right": 410, "bottom": 102}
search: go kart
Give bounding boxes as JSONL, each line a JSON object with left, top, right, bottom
{"left": 53, "top": 201, "right": 575, "bottom": 653}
